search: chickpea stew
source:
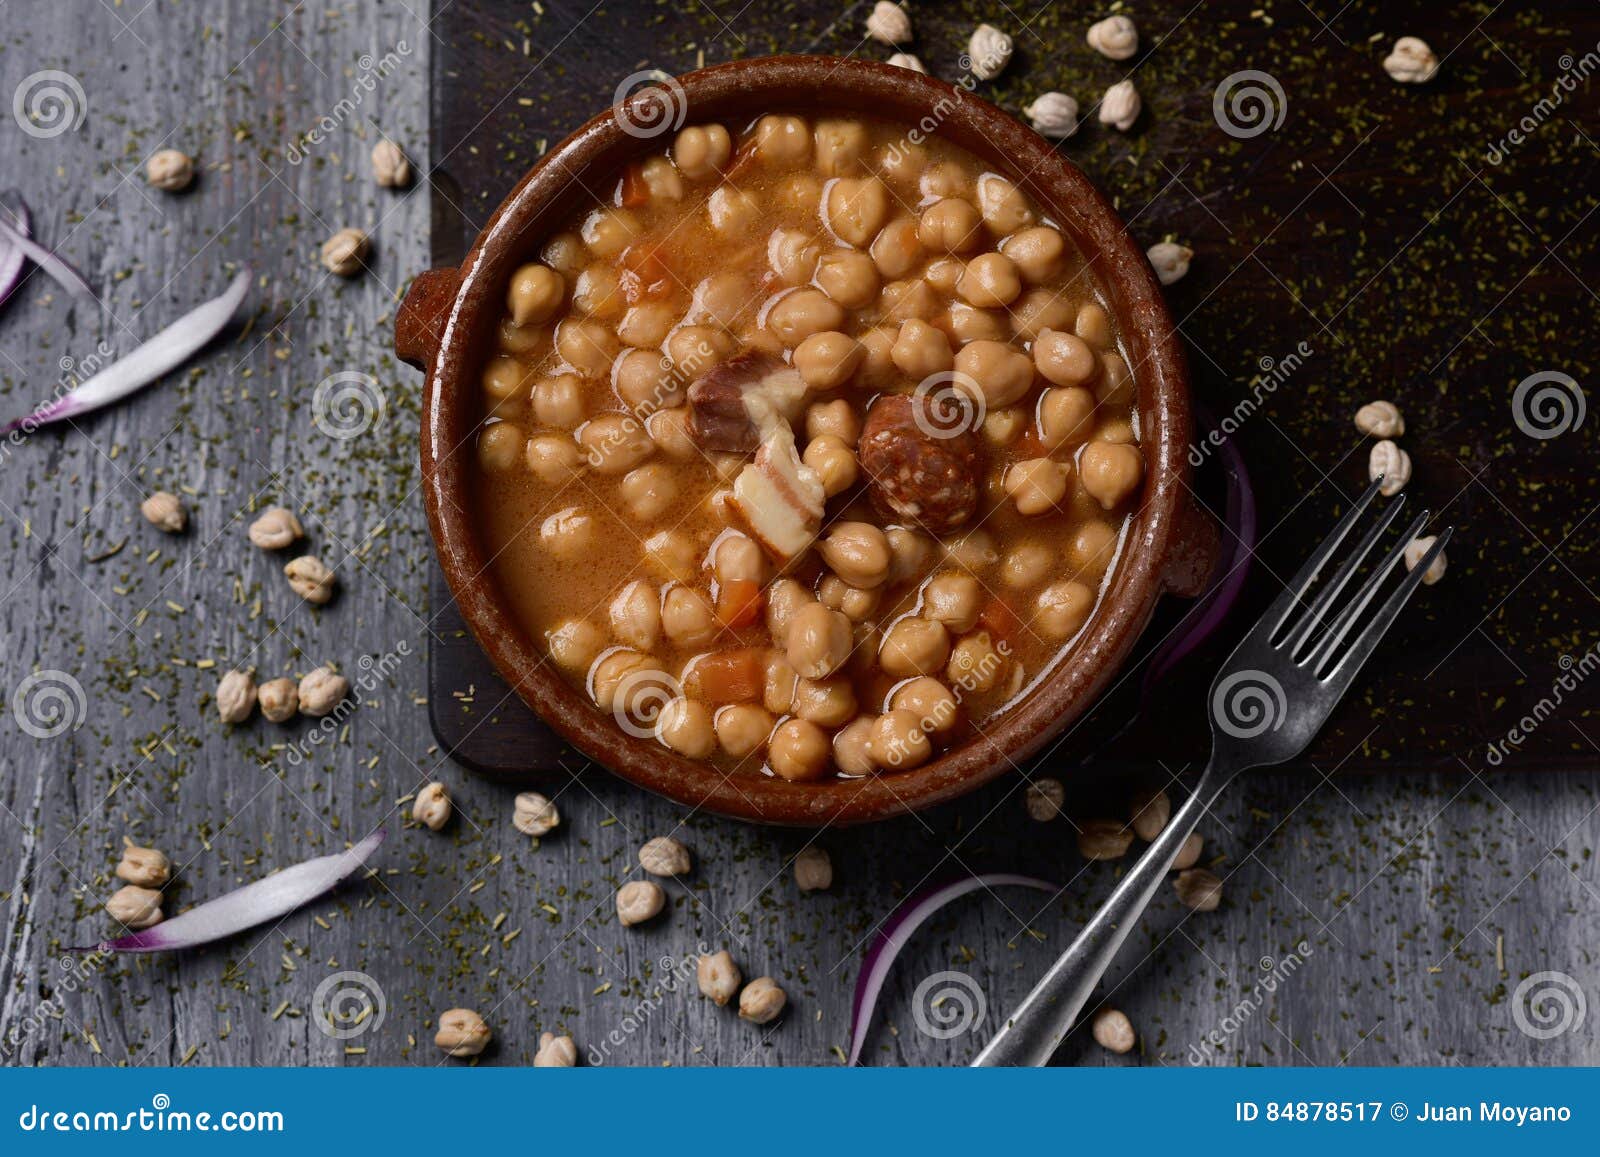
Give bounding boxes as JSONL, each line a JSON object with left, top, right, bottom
{"left": 471, "top": 113, "right": 1144, "bottom": 782}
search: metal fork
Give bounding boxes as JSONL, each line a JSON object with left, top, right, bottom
{"left": 973, "top": 477, "right": 1452, "bottom": 1067}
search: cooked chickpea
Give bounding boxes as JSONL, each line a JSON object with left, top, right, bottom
{"left": 879, "top": 617, "right": 950, "bottom": 678}
{"left": 870, "top": 709, "right": 932, "bottom": 770}
{"left": 547, "top": 619, "right": 604, "bottom": 673}
{"left": 556, "top": 318, "right": 618, "bottom": 375}
{"left": 1034, "top": 328, "right": 1098, "bottom": 387}
{"left": 806, "top": 398, "right": 860, "bottom": 445}
{"left": 616, "top": 302, "right": 677, "bottom": 350}
{"left": 947, "top": 528, "right": 999, "bottom": 570}
{"left": 1067, "top": 520, "right": 1119, "bottom": 583}
{"left": 609, "top": 579, "right": 661, "bottom": 651}
{"left": 703, "top": 703, "right": 769, "bottom": 762}
{"left": 540, "top": 506, "right": 597, "bottom": 560}
{"left": 754, "top": 115, "right": 811, "bottom": 164}
{"left": 707, "top": 186, "right": 762, "bottom": 237}
{"left": 769, "top": 718, "right": 832, "bottom": 781}
{"left": 497, "top": 317, "right": 545, "bottom": 355}
{"left": 1006, "top": 457, "right": 1070, "bottom": 515}
{"left": 478, "top": 422, "right": 524, "bottom": 472}
{"left": 1076, "top": 302, "right": 1113, "bottom": 348}
{"left": 766, "top": 289, "right": 846, "bottom": 346}
{"left": 508, "top": 263, "right": 564, "bottom": 326}
{"left": 1096, "top": 417, "right": 1135, "bottom": 444}
{"left": 976, "top": 174, "right": 1035, "bottom": 234}
{"left": 1079, "top": 441, "right": 1144, "bottom": 509}
{"left": 645, "top": 529, "right": 697, "bottom": 582}
{"left": 983, "top": 407, "right": 1026, "bottom": 446}
{"left": 819, "top": 522, "right": 892, "bottom": 588}
{"left": 619, "top": 463, "right": 678, "bottom": 520}
{"left": 818, "top": 574, "right": 880, "bottom": 621}
{"left": 942, "top": 302, "right": 1008, "bottom": 345}
{"left": 887, "top": 528, "right": 936, "bottom": 584}
{"left": 825, "top": 177, "right": 890, "bottom": 247}
{"left": 879, "top": 278, "right": 939, "bottom": 323}
{"left": 764, "top": 578, "right": 813, "bottom": 644}
{"left": 948, "top": 630, "right": 1005, "bottom": 692}
{"left": 534, "top": 374, "right": 587, "bottom": 428}
{"left": 786, "top": 602, "right": 854, "bottom": 679}
{"left": 1039, "top": 386, "right": 1096, "bottom": 448}
{"left": 612, "top": 350, "right": 675, "bottom": 413}
{"left": 803, "top": 434, "right": 858, "bottom": 497}
{"left": 763, "top": 651, "right": 800, "bottom": 714}
{"left": 691, "top": 273, "right": 752, "bottom": 328}
{"left": 958, "top": 252, "right": 1022, "bottom": 307}
{"left": 769, "top": 229, "right": 821, "bottom": 286}
{"left": 666, "top": 325, "right": 733, "bottom": 374}
{"left": 891, "top": 677, "right": 960, "bottom": 735}
{"left": 814, "top": 118, "right": 868, "bottom": 175}
{"left": 646, "top": 406, "right": 697, "bottom": 459}
{"left": 794, "top": 331, "right": 863, "bottom": 389}
{"left": 542, "top": 232, "right": 586, "bottom": 276}
{"left": 661, "top": 586, "right": 719, "bottom": 647}
{"left": 482, "top": 356, "right": 531, "bottom": 415}
{"left": 1037, "top": 580, "right": 1094, "bottom": 641}
{"left": 920, "top": 161, "right": 968, "bottom": 201}
{"left": 815, "top": 251, "right": 880, "bottom": 308}
{"left": 714, "top": 533, "right": 769, "bottom": 585}
{"left": 876, "top": 140, "right": 926, "bottom": 185}
{"left": 525, "top": 434, "right": 585, "bottom": 484}
{"left": 672, "top": 124, "right": 732, "bottom": 180}
{"left": 580, "top": 207, "right": 639, "bottom": 259}
{"left": 1098, "top": 352, "right": 1133, "bottom": 405}
{"left": 869, "top": 218, "right": 924, "bottom": 279}
{"left": 639, "top": 154, "right": 683, "bottom": 201}
{"left": 954, "top": 340, "right": 1035, "bottom": 409}
{"left": 572, "top": 264, "right": 625, "bottom": 318}
{"left": 793, "top": 677, "right": 857, "bottom": 727}
{"left": 1001, "top": 227, "right": 1066, "bottom": 283}
{"left": 590, "top": 649, "right": 659, "bottom": 713}
{"left": 1012, "top": 289, "right": 1075, "bottom": 339}
{"left": 1002, "top": 542, "right": 1054, "bottom": 587}
{"left": 855, "top": 326, "right": 898, "bottom": 388}
{"left": 918, "top": 198, "right": 983, "bottom": 252}
{"left": 658, "top": 697, "right": 716, "bottom": 758}
{"left": 775, "top": 172, "right": 823, "bottom": 215}
{"left": 577, "top": 412, "right": 654, "bottom": 474}
{"left": 832, "top": 716, "right": 878, "bottom": 775}
{"left": 921, "top": 571, "right": 982, "bottom": 633}
{"left": 891, "top": 319, "right": 954, "bottom": 379}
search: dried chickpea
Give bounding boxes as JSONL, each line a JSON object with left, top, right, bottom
{"left": 435, "top": 1009, "right": 491, "bottom": 1058}
{"left": 1006, "top": 457, "right": 1070, "bottom": 515}
{"left": 413, "top": 782, "right": 452, "bottom": 831}
{"left": 1001, "top": 227, "right": 1066, "bottom": 283}
{"left": 832, "top": 716, "right": 878, "bottom": 775}
{"left": 1079, "top": 819, "right": 1134, "bottom": 860}
{"left": 298, "top": 666, "right": 350, "bottom": 717}
{"left": 1026, "top": 777, "right": 1065, "bottom": 821}
{"left": 819, "top": 522, "right": 892, "bottom": 589}
{"left": 1175, "top": 868, "right": 1223, "bottom": 911}
{"left": 825, "top": 177, "right": 889, "bottom": 247}
{"left": 617, "top": 879, "right": 666, "bottom": 926}
{"left": 803, "top": 434, "right": 858, "bottom": 497}
{"left": 657, "top": 697, "right": 716, "bottom": 758}
{"left": 922, "top": 572, "right": 982, "bottom": 633}
{"left": 815, "top": 250, "right": 880, "bottom": 309}
{"left": 891, "top": 319, "right": 954, "bottom": 379}
{"left": 1039, "top": 386, "right": 1096, "bottom": 448}
{"left": 1036, "top": 580, "right": 1094, "bottom": 641}
{"left": 918, "top": 198, "right": 983, "bottom": 252}
{"left": 716, "top": 703, "right": 775, "bottom": 759}
{"left": 958, "top": 252, "right": 1022, "bottom": 307}
{"left": 673, "top": 124, "right": 731, "bottom": 180}
{"left": 793, "top": 846, "right": 834, "bottom": 892}
{"left": 870, "top": 218, "right": 925, "bottom": 279}
{"left": 954, "top": 340, "right": 1035, "bottom": 409}
{"left": 1173, "top": 833, "right": 1204, "bottom": 872}
{"left": 740, "top": 977, "right": 788, "bottom": 1024}
{"left": 890, "top": 676, "right": 959, "bottom": 735}
{"left": 870, "top": 708, "right": 932, "bottom": 770}
{"left": 1079, "top": 441, "right": 1144, "bottom": 509}
{"left": 1092, "top": 1008, "right": 1137, "bottom": 1054}
{"left": 107, "top": 885, "right": 162, "bottom": 930}
{"left": 248, "top": 506, "right": 303, "bottom": 550}
{"left": 806, "top": 398, "right": 861, "bottom": 445}
{"left": 786, "top": 603, "right": 853, "bottom": 679}
{"left": 769, "top": 718, "right": 832, "bottom": 781}
{"left": 698, "top": 950, "right": 743, "bottom": 1005}
{"left": 794, "top": 331, "right": 863, "bottom": 389}
{"left": 1130, "top": 788, "right": 1171, "bottom": 841}
{"left": 216, "top": 669, "right": 256, "bottom": 724}
{"left": 879, "top": 617, "right": 950, "bottom": 678}
{"left": 1034, "top": 328, "right": 1098, "bottom": 387}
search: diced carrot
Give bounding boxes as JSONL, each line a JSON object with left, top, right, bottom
{"left": 621, "top": 244, "right": 672, "bottom": 301}
{"left": 687, "top": 648, "right": 765, "bottom": 704}
{"left": 977, "top": 598, "right": 1023, "bottom": 643}
{"left": 716, "top": 579, "right": 764, "bottom": 629}
{"left": 618, "top": 163, "right": 651, "bottom": 209}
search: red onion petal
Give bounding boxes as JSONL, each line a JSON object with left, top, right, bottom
{"left": 3, "top": 268, "right": 250, "bottom": 435}
{"left": 0, "top": 191, "right": 31, "bottom": 307}
{"left": 0, "top": 213, "right": 94, "bottom": 302}
{"left": 83, "top": 828, "right": 385, "bottom": 954}
{"left": 847, "top": 873, "right": 1058, "bottom": 1066}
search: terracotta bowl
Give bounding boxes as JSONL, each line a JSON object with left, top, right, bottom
{"left": 397, "top": 55, "right": 1217, "bottom": 826}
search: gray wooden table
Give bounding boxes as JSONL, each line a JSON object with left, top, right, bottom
{"left": 1, "top": 0, "right": 1596, "bottom": 1069}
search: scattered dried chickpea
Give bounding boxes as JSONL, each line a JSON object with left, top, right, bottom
{"left": 1146, "top": 241, "right": 1193, "bottom": 286}
{"left": 284, "top": 555, "right": 337, "bottom": 604}
{"left": 1172, "top": 832, "right": 1204, "bottom": 871}
{"left": 370, "top": 138, "right": 411, "bottom": 188}
{"left": 739, "top": 976, "right": 788, "bottom": 1024}
{"left": 106, "top": 884, "right": 163, "bottom": 930}
{"left": 1087, "top": 15, "right": 1139, "bottom": 60}
{"left": 434, "top": 1008, "right": 491, "bottom": 1058}
{"left": 258, "top": 677, "right": 297, "bottom": 723}
{"left": 146, "top": 149, "right": 195, "bottom": 192}
{"left": 249, "top": 506, "right": 303, "bottom": 550}
{"left": 1078, "top": 819, "right": 1134, "bottom": 861}
{"left": 320, "top": 227, "right": 370, "bottom": 276}
{"left": 967, "top": 23, "right": 1013, "bottom": 80}
{"left": 1026, "top": 777, "right": 1065, "bottom": 822}
{"left": 1098, "top": 79, "right": 1141, "bottom": 131}
{"left": 413, "top": 782, "right": 452, "bottom": 831}
{"left": 1404, "top": 535, "right": 1448, "bottom": 584}
{"left": 140, "top": 491, "right": 187, "bottom": 533}
{"left": 1130, "top": 788, "right": 1171, "bottom": 841}
{"left": 639, "top": 835, "right": 692, "bottom": 877}
{"left": 1368, "top": 439, "right": 1411, "bottom": 496}
{"left": 866, "top": 0, "right": 912, "bottom": 44}
{"left": 297, "top": 665, "right": 349, "bottom": 717}
{"left": 698, "top": 950, "right": 743, "bottom": 1006}
{"left": 534, "top": 1031, "right": 578, "bottom": 1067}
{"left": 888, "top": 52, "right": 925, "bottom": 73}
{"left": 1024, "top": 92, "right": 1079, "bottom": 139}
{"left": 1091, "top": 1007, "right": 1137, "bottom": 1054}
{"left": 116, "top": 842, "right": 170, "bottom": 888}
{"left": 1355, "top": 400, "right": 1405, "bottom": 437}
{"left": 1175, "top": 868, "right": 1223, "bottom": 911}
{"left": 1383, "top": 36, "right": 1440, "bottom": 84}
{"left": 216, "top": 669, "right": 256, "bottom": 724}
{"left": 512, "top": 792, "right": 560, "bottom": 836}
{"left": 617, "top": 879, "right": 666, "bottom": 926}
{"left": 794, "top": 847, "right": 833, "bottom": 892}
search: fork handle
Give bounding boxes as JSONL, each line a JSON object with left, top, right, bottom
{"left": 972, "top": 760, "right": 1228, "bottom": 1067}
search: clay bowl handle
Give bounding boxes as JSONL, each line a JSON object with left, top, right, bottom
{"left": 396, "top": 267, "right": 462, "bottom": 371}
{"left": 1163, "top": 490, "right": 1222, "bottom": 598}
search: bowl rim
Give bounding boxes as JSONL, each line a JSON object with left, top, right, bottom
{"left": 418, "top": 54, "right": 1196, "bottom": 826}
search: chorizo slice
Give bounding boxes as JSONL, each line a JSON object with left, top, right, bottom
{"left": 858, "top": 393, "right": 983, "bottom": 534}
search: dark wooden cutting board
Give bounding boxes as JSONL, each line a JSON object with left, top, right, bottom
{"left": 424, "top": 0, "right": 1599, "bottom": 782}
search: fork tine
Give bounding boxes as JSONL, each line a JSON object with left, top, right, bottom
{"left": 1282, "top": 492, "right": 1408, "bottom": 656}
{"left": 1304, "top": 508, "right": 1432, "bottom": 673}
{"left": 1258, "top": 477, "right": 1386, "bottom": 640}
{"left": 1319, "top": 528, "right": 1453, "bottom": 683}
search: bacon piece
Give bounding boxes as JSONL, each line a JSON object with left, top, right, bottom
{"left": 730, "top": 424, "right": 825, "bottom": 564}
